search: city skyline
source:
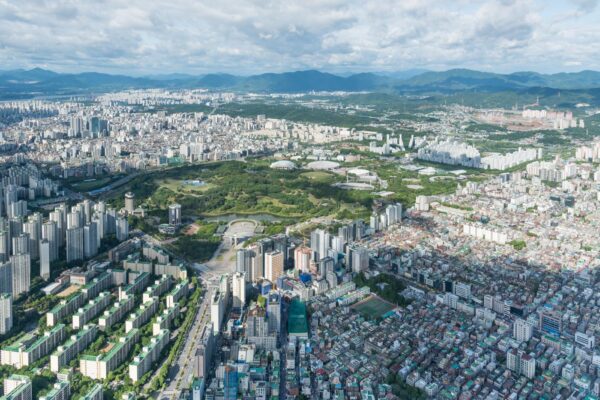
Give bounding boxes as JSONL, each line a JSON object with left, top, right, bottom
{"left": 1, "top": 0, "right": 600, "bottom": 75}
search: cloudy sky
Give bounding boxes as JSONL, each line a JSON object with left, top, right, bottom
{"left": 1, "top": 0, "right": 599, "bottom": 75}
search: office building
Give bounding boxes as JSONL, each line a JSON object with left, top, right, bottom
{"left": 223, "top": 365, "right": 238, "bottom": 400}
{"left": 168, "top": 203, "right": 182, "bottom": 226}
{"left": 267, "top": 292, "right": 281, "bottom": 335}
{"left": 540, "top": 311, "right": 561, "bottom": 337}
{"left": 124, "top": 192, "right": 135, "bottom": 214}
{"left": 232, "top": 272, "right": 246, "bottom": 309}
{"left": 211, "top": 290, "right": 225, "bottom": 334}
{"left": 193, "top": 324, "right": 215, "bottom": 379}
{"left": 294, "top": 246, "right": 312, "bottom": 274}
{"left": 310, "top": 229, "right": 330, "bottom": 261}
{"left": 264, "top": 251, "right": 283, "bottom": 283}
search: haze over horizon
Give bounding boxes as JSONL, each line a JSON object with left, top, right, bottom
{"left": 2, "top": 0, "right": 600, "bottom": 76}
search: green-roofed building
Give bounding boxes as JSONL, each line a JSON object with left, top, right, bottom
{"left": 47, "top": 292, "right": 85, "bottom": 327}
{"left": 128, "top": 329, "right": 170, "bottom": 382}
{"left": 80, "top": 328, "right": 140, "bottom": 380}
{"left": 39, "top": 380, "right": 70, "bottom": 400}
{"left": 50, "top": 324, "right": 99, "bottom": 372}
{"left": 288, "top": 298, "right": 308, "bottom": 338}
{"left": 0, "top": 374, "right": 32, "bottom": 400}
{"left": 80, "top": 383, "right": 103, "bottom": 400}
{"left": 1, "top": 324, "right": 66, "bottom": 368}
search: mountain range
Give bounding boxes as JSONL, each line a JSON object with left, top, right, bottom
{"left": 3, "top": 67, "right": 600, "bottom": 99}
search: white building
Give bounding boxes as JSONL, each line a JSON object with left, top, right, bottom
{"left": 0, "top": 294, "right": 13, "bottom": 335}
{"left": 232, "top": 272, "right": 246, "bottom": 309}
{"left": 513, "top": 318, "right": 533, "bottom": 343}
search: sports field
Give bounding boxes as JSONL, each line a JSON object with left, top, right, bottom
{"left": 352, "top": 294, "right": 396, "bottom": 319}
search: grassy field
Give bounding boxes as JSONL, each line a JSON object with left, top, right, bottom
{"left": 105, "top": 160, "right": 374, "bottom": 224}
{"left": 352, "top": 295, "right": 396, "bottom": 319}
{"left": 300, "top": 171, "right": 336, "bottom": 183}
{"left": 68, "top": 177, "right": 114, "bottom": 192}
{"left": 155, "top": 178, "right": 215, "bottom": 194}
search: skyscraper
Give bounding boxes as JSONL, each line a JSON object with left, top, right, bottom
{"left": 168, "top": 203, "right": 182, "bottom": 226}
{"left": 0, "top": 230, "right": 9, "bottom": 262}
{"left": 83, "top": 222, "right": 99, "bottom": 259}
{"left": 11, "top": 233, "right": 29, "bottom": 256}
{"left": 0, "top": 293, "right": 12, "bottom": 334}
{"left": 247, "top": 245, "right": 263, "bottom": 282}
{"left": 67, "top": 210, "right": 81, "bottom": 229}
{"left": 0, "top": 262, "right": 12, "bottom": 294}
{"left": 66, "top": 227, "right": 84, "bottom": 263}
{"left": 264, "top": 251, "right": 284, "bottom": 283}
{"left": 232, "top": 272, "right": 246, "bottom": 309}
{"left": 223, "top": 365, "right": 238, "bottom": 400}
{"left": 22, "top": 220, "right": 40, "bottom": 260}
{"left": 294, "top": 246, "right": 312, "bottom": 274}
{"left": 41, "top": 221, "right": 58, "bottom": 262}
{"left": 116, "top": 217, "right": 129, "bottom": 242}
{"left": 10, "top": 253, "right": 30, "bottom": 297}
{"left": 124, "top": 192, "right": 135, "bottom": 214}
{"left": 39, "top": 239, "right": 50, "bottom": 280}
{"left": 236, "top": 249, "right": 251, "bottom": 278}
{"left": 267, "top": 292, "right": 281, "bottom": 335}
{"left": 310, "top": 229, "right": 330, "bottom": 261}
{"left": 49, "top": 210, "right": 65, "bottom": 248}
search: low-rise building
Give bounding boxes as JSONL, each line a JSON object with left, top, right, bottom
{"left": 128, "top": 329, "right": 170, "bottom": 382}
{"left": 2, "top": 374, "right": 32, "bottom": 400}
{"left": 152, "top": 303, "right": 179, "bottom": 336}
{"left": 50, "top": 324, "right": 99, "bottom": 372}
{"left": 80, "top": 329, "right": 140, "bottom": 380}
{"left": 1, "top": 324, "right": 66, "bottom": 368}
{"left": 98, "top": 294, "right": 135, "bottom": 330}
{"left": 72, "top": 292, "right": 111, "bottom": 329}
{"left": 125, "top": 297, "right": 159, "bottom": 333}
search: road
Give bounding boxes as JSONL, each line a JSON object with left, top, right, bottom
{"left": 158, "top": 236, "right": 236, "bottom": 399}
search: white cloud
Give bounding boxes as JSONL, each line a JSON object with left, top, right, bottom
{"left": 0, "top": 0, "right": 598, "bottom": 74}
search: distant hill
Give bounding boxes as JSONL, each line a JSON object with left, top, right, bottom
{"left": 396, "top": 68, "right": 600, "bottom": 92}
{"left": 2, "top": 67, "right": 600, "bottom": 99}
